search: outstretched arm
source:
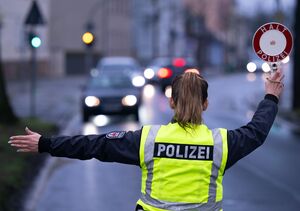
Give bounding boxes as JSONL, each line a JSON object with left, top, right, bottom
{"left": 8, "top": 127, "right": 141, "bottom": 165}
{"left": 226, "top": 69, "right": 284, "bottom": 170}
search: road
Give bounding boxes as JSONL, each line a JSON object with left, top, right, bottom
{"left": 31, "top": 72, "right": 300, "bottom": 211}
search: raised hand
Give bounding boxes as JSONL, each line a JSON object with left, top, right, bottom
{"left": 265, "top": 69, "right": 285, "bottom": 99}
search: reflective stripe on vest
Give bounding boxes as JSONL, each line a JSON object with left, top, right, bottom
{"left": 138, "top": 124, "right": 228, "bottom": 211}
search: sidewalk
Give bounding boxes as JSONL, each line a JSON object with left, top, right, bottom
{"left": 7, "top": 75, "right": 86, "bottom": 128}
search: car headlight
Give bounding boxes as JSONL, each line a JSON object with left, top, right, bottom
{"left": 132, "top": 76, "right": 145, "bottom": 87}
{"left": 122, "top": 95, "right": 137, "bottom": 106}
{"left": 262, "top": 62, "right": 271, "bottom": 73}
{"left": 282, "top": 56, "right": 290, "bottom": 64}
{"left": 246, "top": 62, "right": 257, "bottom": 73}
{"left": 165, "top": 86, "right": 172, "bottom": 98}
{"left": 144, "top": 68, "right": 155, "bottom": 79}
{"left": 85, "top": 96, "right": 100, "bottom": 107}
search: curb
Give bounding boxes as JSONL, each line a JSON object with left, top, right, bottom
{"left": 23, "top": 114, "right": 81, "bottom": 211}
{"left": 23, "top": 156, "right": 57, "bottom": 211}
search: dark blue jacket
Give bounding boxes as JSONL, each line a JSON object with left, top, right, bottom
{"left": 39, "top": 94, "right": 278, "bottom": 171}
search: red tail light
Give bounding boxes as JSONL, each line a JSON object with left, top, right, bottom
{"left": 172, "top": 58, "right": 186, "bottom": 67}
{"left": 158, "top": 68, "right": 173, "bottom": 78}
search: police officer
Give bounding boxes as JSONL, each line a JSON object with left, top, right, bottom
{"left": 8, "top": 69, "right": 284, "bottom": 211}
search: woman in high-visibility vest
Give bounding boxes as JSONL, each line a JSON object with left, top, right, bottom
{"left": 8, "top": 69, "right": 284, "bottom": 211}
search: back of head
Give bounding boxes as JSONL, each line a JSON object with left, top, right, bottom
{"left": 171, "top": 72, "right": 208, "bottom": 129}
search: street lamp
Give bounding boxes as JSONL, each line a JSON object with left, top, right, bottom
{"left": 24, "top": 0, "right": 46, "bottom": 118}
{"left": 82, "top": 22, "right": 95, "bottom": 73}
{"left": 82, "top": 0, "right": 107, "bottom": 73}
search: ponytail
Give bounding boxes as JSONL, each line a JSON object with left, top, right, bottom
{"left": 171, "top": 72, "right": 208, "bottom": 129}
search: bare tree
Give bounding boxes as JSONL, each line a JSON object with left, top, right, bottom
{"left": 0, "top": 62, "right": 18, "bottom": 124}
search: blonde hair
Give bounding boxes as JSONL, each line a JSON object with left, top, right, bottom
{"left": 171, "top": 72, "right": 208, "bottom": 129}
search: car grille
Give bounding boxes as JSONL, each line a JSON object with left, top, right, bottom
{"left": 101, "top": 97, "right": 122, "bottom": 105}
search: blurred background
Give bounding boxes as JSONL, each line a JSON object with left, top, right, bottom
{"left": 0, "top": 0, "right": 300, "bottom": 210}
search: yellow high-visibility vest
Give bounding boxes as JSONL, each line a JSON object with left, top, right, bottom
{"left": 137, "top": 123, "right": 228, "bottom": 211}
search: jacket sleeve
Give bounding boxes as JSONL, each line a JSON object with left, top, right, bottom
{"left": 38, "top": 129, "right": 142, "bottom": 166}
{"left": 225, "top": 94, "right": 278, "bottom": 170}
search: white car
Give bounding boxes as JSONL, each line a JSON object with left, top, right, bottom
{"left": 81, "top": 72, "right": 142, "bottom": 122}
{"left": 93, "top": 56, "right": 145, "bottom": 88}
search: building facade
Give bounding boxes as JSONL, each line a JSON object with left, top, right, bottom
{"left": 1, "top": 0, "right": 134, "bottom": 79}
{"left": 0, "top": 0, "right": 50, "bottom": 79}
{"left": 49, "top": 0, "right": 133, "bottom": 75}
{"left": 133, "top": 0, "right": 187, "bottom": 65}
{"left": 184, "top": 0, "right": 249, "bottom": 71}
{"left": 1, "top": 0, "right": 248, "bottom": 78}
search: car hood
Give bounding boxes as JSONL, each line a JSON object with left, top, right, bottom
{"left": 83, "top": 88, "right": 141, "bottom": 98}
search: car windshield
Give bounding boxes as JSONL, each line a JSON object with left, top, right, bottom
{"left": 89, "top": 74, "right": 133, "bottom": 89}
{"left": 100, "top": 64, "right": 139, "bottom": 73}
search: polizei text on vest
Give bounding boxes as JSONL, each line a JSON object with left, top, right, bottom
{"left": 154, "top": 143, "right": 213, "bottom": 160}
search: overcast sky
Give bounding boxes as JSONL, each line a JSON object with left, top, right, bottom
{"left": 236, "top": 0, "right": 295, "bottom": 16}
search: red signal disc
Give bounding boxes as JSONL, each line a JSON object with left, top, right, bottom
{"left": 252, "top": 22, "right": 293, "bottom": 62}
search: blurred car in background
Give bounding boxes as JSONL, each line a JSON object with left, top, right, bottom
{"left": 96, "top": 56, "right": 145, "bottom": 87}
{"left": 91, "top": 56, "right": 145, "bottom": 88}
{"left": 81, "top": 72, "right": 142, "bottom": 122}
{"left": 246, "top": 59, "right": 271, "bottom": 73}
{"left": 246, "top": 56, "right": 290, "bottom": 73}
{"left": 144, "top": 57, "right": 199, "bottom": 92}
{"left": 95, "top": 56, "right": 145, "bottom": 85}
{"left": 143, "top": 57, "right": 172, "bottom": 84}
